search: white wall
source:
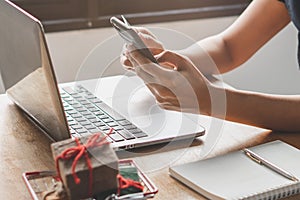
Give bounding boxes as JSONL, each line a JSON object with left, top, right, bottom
{"left": 221, "top": 23, "right": 300, "bottom": 95}
{"left": 45, "top": 16, "right": 238, "bottom": 83}
{"left": 1, "top": 16, "right": 299, "bottom": 94}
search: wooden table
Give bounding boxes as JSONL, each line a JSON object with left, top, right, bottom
{"left": 1, "top": 94, "right": 300, "bottom": 199}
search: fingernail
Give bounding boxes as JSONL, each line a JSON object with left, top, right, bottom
{"left": 124, "top": 49, "right": 129, "bottom": 56}
{"left": 127, "top": 44, "right": 135, "bottom": 51}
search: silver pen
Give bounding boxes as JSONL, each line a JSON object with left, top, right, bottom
{"left": 243, "top": 148, "right": 299, "bottom": 182}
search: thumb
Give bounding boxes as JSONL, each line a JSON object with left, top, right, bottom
{"left": 156, "top": 51, "right": 183, "bottom": 70}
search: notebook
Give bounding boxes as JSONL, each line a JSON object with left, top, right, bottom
{"left": 169, "top": 140, "right": 300, "bottom": 200}
{"left": 0, "top": 0, "right": 205, "bottom": 150}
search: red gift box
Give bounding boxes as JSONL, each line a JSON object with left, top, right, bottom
{"left": 51, "top": 133, "right": 118, "bottom": 200}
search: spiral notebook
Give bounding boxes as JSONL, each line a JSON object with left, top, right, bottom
{"left": 169, "top": 140, "right": 300, "bottom": 200}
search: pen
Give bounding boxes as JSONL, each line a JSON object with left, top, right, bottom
{"left": 243, "top": 148, "right": 299, "bottom": 182}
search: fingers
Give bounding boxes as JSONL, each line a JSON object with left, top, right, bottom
{"left": 134, "top": 27, "right": 157, "bottom": 39}
{"left": 145, "top": 84, "right": 182, "bottom": 112}
{"left": 126, "top": 45, "right": 152, "bottom": 65}
{"left": 156, "top": 50, "right": 184, "bottom": 70}
{"left": 125, "top": 47, "right": 155, "bottom": 82}
{"left": 136, "top": 50, "right": 180, "bottom": 77}
{"left": 120, "top": 54, "right": 134, "bottom": 70}
{"left": 131, "top": 27, "right": 164, "bottom": 55}
{"left": 120, "top": 44, "right": 134, "bottom": 71}
{"left": 122, "top": 44, "right": 160, "bottom": 81}
{"left": 137, "top": 32, "right": 164, "bottom": 55}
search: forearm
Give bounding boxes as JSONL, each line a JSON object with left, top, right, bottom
{"left": 179, "top": 0, "right": 290, "bottom": 76}
{"left": 213, "top": 86, "right": 300, "bottom": 132}
{"left": 177, "top": 36, "right": 234, "bottom": 75}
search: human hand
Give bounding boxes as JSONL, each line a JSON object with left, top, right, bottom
{"left": 120, "top": 27, "right": 164, "bottom": 71}
{"left": 125, "top": 46, "right": 213, "bottom": 115}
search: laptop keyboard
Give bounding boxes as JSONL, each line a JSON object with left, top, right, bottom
{"left": 60, "top": 85, "right": 148, "bottom": 143}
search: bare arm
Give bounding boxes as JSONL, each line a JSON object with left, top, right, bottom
{"left": 123, "top": 0, "right": 300, "bottom": 132}
{"left": 179, "top": 0, "right": 300, "bottom": 131}
{"left": 181, "top": 0, "right": 291, "bottom": 74}
{"left": 219, "top": 87, "right": 300, "bottom": 132}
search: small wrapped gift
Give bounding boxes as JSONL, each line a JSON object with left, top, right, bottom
{"left": 51, "top": 133, "right": 119, "bottom": 200}
{"left": 117, "top": 165, "right": 144, "bottom": 196}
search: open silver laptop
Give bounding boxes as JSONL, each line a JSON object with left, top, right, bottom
{"left": 0, "top": 0, "right": 205, "bottom": 150}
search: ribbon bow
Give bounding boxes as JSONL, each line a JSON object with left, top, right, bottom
{"left": 55, "top": 129, "right": 113, "bottom": 196}
{"left": 117, "top": 174, "right": 144, "bottom": 195}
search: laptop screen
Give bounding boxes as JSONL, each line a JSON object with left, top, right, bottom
{"left": 1, "top": 0, "right": 70, "bottom": 141}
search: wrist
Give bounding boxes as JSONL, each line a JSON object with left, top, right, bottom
{"left": 202, "top": 82, "right": 228, "bottom": 118}
{"left": 177, "top": 44, "right": 219, "bottom": 75}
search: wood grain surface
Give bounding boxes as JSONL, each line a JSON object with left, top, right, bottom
{"left": 0, "top": 94, "right": 299, "bottom": 200}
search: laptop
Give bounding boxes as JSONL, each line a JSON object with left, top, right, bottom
{"left": 0, "top": 0, "right": 205, "bottom": 150}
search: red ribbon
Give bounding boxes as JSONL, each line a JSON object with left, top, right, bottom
{"left": 117, "top": 174, "right": 144, "bottom": 195}
{"left": 55, "top": 128, "right": 113, "bottom": 197}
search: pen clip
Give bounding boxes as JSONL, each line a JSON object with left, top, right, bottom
{"left": 244, "top": 150, "right": 262, "bottom": 164}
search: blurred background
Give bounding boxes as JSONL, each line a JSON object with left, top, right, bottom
{"left": 1, "top": 0, "right": 299, "bottom": 94}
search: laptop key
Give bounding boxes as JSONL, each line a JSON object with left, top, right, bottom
{"left": 109, "top": 133, "right": 124, "bottom": 142}
{"left": 102, "top": 118, "right": 113, "bottom": 123}
{"left": 63, "top": 87, "right": 77, "bottom": 95}
{"left": 66, "top": 116, "right": 74, "bottom": 121}
{"left": 60, "top": 92, "right": 68, "bottom": 97}
{"left": 80, "top": 111, "right": 90, "bottom": 116}
{"left": 123, "top": 124, "right": 137, "bottom": 130}
{"left": 89, "top": 107, "right": 100, "bottom": 112}
{"left": 66, "top": 110, "right": 77, "bottom": 114}
{"left": 72, "top": 104, "right": 83, "bottom": 109}
{"left": 80, "top": 100, "right": 90, "bottom": 105}
{"left": 68, "top": 101, "right": 79, "bottom": 106}
{"left": 75, "top": 117, "right": 87, "bottom": 122}
{"left": 73, "top": 96, "right": 84, "bottom": 101}
{"left": 98, "top": 115, "right": 108, "bottom": 119}
{"left": 89, "top": 98, "right": 102, "bottom": 104}
{"left": 71, "top": 113, "right": 82, "bottom": 118}
{"left": 63, "top": 102, "right": 69, "bottom": 107}
{"left": 89, "top": 128, "right": 101, "bottom": 133}
{"left": 100, "top": 126, "right": 110, "bottom": 131}
{"left": 85, "top": 115, "right": 96, "bottom": 120}
{"left": 79, "top": 121, "right": 91, "bottom": 126}
{"left": 77, "top": 107, "right": 88, "bottom": 112}
{"left": 93, "top": 121, "right": 106, "bottom": 127}
{"left": 85, "top": 103, "right": 95, "bottom": 109}
{"left": 74, "top": 85, "right": 86, "bottom": 93}
{"left": 70, "top": 128, "right": 76, "bottom": 135}
{"left": 71, "top": 124, "right": 82, "bottom": 130}
{"left": 95, "top": 102, "right": 125, "bottom": 121}
{"left": 94, "top": 111, "right": 104, "bottom": 116}
{"left": 76, "top": 128, "right": 88, "bottom": 134}
{"left": 63, "top": 106, "right": 73, "bottom": 111}
{"left": 68, "top": 121, "right": 77, "bottom": 126}
{"left": 132, "top": 132, "right": 148, "bottom": 138}
{"left": 71, "top": 94, "right": 81, "bottom": 99}
{"left": 104, "top": 136, "right": 113, "bottom": 143}
{"left": 80, "top": 132, "right": 92, "bottom": 137}
{"left": 85, "top": 94, "right": 97, "bottom": 100}
{"left": 118, "top": 120, "right": 131, "bottom": 126}
{"left": 90, "top": 118, "right": 101, "bottom": 123}
{"left": 118, "top": 130, "right": 135, "bottom": 140}
{"left": 129, "top": 128, "right": 143, "bottom": 134}
{"left": 106, "top": 122, "right": 119, "bottom": 127}
{"left": 84, "top": 124, "right": 96, "bottom": 130}
{"left": 113, "top": 126, "right": 124, "bottom": 131}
